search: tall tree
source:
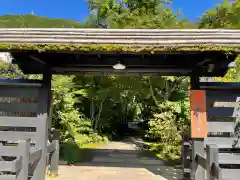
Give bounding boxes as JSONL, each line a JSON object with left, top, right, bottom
{"left": 200, "top": 0, "right": 240, "bottom": 82}
{"left": 86, "top": 0, "right": 185, "bottom": 28}
{"left": 199, "top": 0, "right": 240, "bottom": 29}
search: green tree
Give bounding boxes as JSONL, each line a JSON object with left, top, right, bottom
{"left": 199, "top": 0, "right": 240, "bottom": 29}
{"left": 86, "top": 0, "right": 186, "bottom": 28}
{"left": 200, "top": 0, "right": 240, "bottom": 82}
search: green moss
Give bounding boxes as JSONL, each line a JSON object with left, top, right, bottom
{"left": 0, "top": 43, "right": 239, "bottom": 53}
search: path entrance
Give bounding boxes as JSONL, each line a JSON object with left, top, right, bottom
{"left": 46, "top": 141, "right": 182, "bottom": 180}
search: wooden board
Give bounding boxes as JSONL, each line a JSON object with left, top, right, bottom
{"left": 190, "top": 90, "right": 207, "bottom": 138}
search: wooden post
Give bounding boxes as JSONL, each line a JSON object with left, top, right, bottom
{"left": 182, "top": 134, "right": 191, "bottom": 178}
{"left": 32, "top": 68, "right": 52, "bottom": 180}
{"left": 16, "top": 139, "right": 30, "bottom": 180}
{"left": 190, "top": 76, "right": 206, "bottom": 180}
{"left": 192, "top": 139, "right": 205, "bottom": 180}
{"left": 206, "top": 144, "right": 221, "bottom": 180}
{"left": 49, "top": 129, "right": 60, "bottom": 177}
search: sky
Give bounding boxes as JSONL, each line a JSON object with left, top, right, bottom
{"left": 0, "top": 0, "right": 223, "bottom": 22}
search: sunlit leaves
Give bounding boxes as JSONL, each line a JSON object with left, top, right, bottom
{"left": 200, "top": 0, "right": 240, "bottom": 29}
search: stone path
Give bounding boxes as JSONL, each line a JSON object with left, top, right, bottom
{"left": 46, "top": 141, "right": 183, "bottom": 180}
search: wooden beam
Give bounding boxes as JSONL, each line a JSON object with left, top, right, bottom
{"left": 29, "top": 55, "right": 46, "bottom": 65}
{"left": 53, "top": 67, "right": 192, "bottom": 73}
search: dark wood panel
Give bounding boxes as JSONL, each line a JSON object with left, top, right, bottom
{"left": 208, "top": 116, "right": 236, "bottom": 122}
{"left": 206, "top": 90, "right": 240, "bottom": 117}
{"left": 207, "top": 108, "right": 239, "bottom": 117}
{"left": 0, "top": 103, "right": 38, "bottom": 113}
{"left": 0, "top": 86, "right": 38, "bottom": 98}
{"left": 206, "top": 91, "right": 240, "bottom": 104}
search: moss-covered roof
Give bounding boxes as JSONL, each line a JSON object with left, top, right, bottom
{"left": 2, "top": 28, "right": 239, "bottom": 76}
{"left": 0, "top": 28, "right": 240, "bottom": 54}
{"left": 0, "top": 44, "right": 239, "bottom": 54}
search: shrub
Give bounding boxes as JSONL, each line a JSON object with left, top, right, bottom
{"left": 146, "top": 100, "right": 189, "bottom": 160}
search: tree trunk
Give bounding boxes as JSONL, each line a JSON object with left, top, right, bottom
{"left": 94, "top": 98, "right": 104, "bottom": 130}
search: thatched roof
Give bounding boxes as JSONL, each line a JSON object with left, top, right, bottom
{"left": 0, "top": 28, "right": 240, "bottom": 52}
{"left": 1, "top": 28, "right": 238, "bottom": 76}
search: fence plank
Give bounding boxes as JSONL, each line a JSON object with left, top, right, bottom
{"left": 0, "top": 117, "right": 38, "bottom": 127}
{"left": 218, "top": 153, "right": 240, "bottom": 164}
{"left": 29, "top": 149, "right": 42, "bottom": 163}
{"left": 0, "top": 131, "right": 36, "bottom": 141}
{"left": 205, "top": 137, "right": 238, "bottom": 148}
{"left": 222, "top": 169, "right": 240, "bottom": 180}
{"left": 207, "top": 122, "right": 235, "bottom": 133}
{"left": 0, "top": 161, "right": 18, "bottom": 172}
{"left": 0, "top": 145, "right": 21, "bottom": 156}
{"left": 0, "top": 175, "right": 16, "bottom": 180}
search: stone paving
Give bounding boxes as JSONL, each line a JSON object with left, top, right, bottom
{"left": 46, "top": 141, "right": 183, "bottom": 180}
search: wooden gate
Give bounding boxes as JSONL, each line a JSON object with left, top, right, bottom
{"left": 0, "top": 79, "right": 59, "bottom": 180}
{"left": 183, "top": 82, "right": 240, "bottom": 180}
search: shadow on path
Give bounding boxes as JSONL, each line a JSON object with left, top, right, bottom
{"left": 59, "top": 140, "right": 185, "bottom": 180}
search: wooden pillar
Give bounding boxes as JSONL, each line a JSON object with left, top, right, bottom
{"left": 190, "top": 76, "right": 207, "bottom": 180}
{"left": 32, "top": 68, "right": 52, "bottom": 180}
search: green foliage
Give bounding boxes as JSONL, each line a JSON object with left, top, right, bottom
{"left": 3, "top": 0, "right": 237, "bottom": 163}
{"left": 199, "top": 0, "right": 240, "bottom": 83}
{"left": 199, "top": 0, "right": 240, "bottom": 29}
{"left": 0, "top": 61, "right": 24, "bottom": 78}
{"left": 52, "top": 75, "right": 81, "bottom": 141}
{"left": 60, "top": 140, "right": 84, "bottom": 164}
{"left": 86, "top": 0, "right": 184, "bottom": 28}
{"left": 146, "top": 100, "right": 189, "bottom": 160}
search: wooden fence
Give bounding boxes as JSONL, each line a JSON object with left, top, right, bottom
{"left": 194, "top": 144, "right": 222, "bottom": 180}
{"left": 183, "top": 82, "right": 240, "bottom": 180}
{"left": 0, "top": 131, "right": 59, "bottom": 180}
{"left": 0, "top": 79, "right": 59, "bottom": 180}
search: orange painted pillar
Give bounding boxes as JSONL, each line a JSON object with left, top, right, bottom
{"left": 190, "top": 90, "right": 207, "bottom": 138}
